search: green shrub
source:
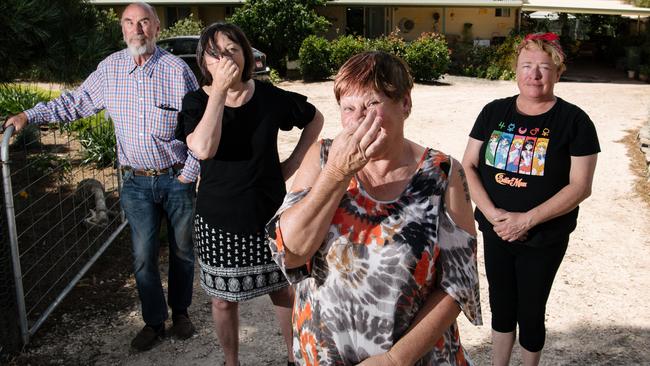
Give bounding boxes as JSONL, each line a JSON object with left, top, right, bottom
{"left": 489, "top": 35, "right": 521, "bottom": 80}
{"left": 268, "top": 68, "right": 281, "bottom": 84}
{"left": 0, "top": 85, "right": 50, "bottom": 116}
{"left": 449, "top": 43, "right": 492, "bottom": 77}
{"left": 229, "top": 0, "right": 329, "bottom": 74}
{"left": 330, "top": 35, "right": 367, "bottom": 71}
{"left": 26, "top": 153, "right": 72, "bottom": 183}
{"left": 159, "top": 15, "right": 203, "bottom": 39}
{"left": 403, "top": 33, "right": 450, "bottom": 82}
{"left": 299, "top": 35, "right": 332, "bottom": 81}
{"left": 640, "top": 64, "right": 650, "bottom": 75}
{"left": 78, "top": 116, "right": 116, "bottom": 168}
{"left": 449, "top": 34, "right": 521, "bottom": 80}
{"left": 367, "top": 32, "right": 407, "bottom": 58}
{"left": 0, "top": 85, "right": 51, "bottom": 148}
{"left": 0, "top": 2, "right": 122, "bottom": 84}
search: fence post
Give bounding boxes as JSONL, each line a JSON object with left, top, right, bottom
{"left": 0, "top": 126, "right": 23, "bottom": 355}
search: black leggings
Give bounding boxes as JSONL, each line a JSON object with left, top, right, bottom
{"left": 483, "top": 233, "right": 569, "bottom": 352}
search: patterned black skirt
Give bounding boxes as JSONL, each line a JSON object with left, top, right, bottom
{"left": 194, "top": 214, "right": 288, "bottom": 302}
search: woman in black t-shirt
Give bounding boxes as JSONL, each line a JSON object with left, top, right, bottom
{"left": 461, "top": 33, "right": 599, "bottom": 366}
{"left": 175, "top": 23, "right": 323, "bottom": 366}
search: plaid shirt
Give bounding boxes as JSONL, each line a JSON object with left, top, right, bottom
{"left": 25, "top": 47, "right": 200, "bottom": 181}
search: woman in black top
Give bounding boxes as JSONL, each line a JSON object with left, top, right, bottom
{"left": 461, "top": 33, "right": 599, "bottom": 366}
{"left": 176, "top": 23, "right": 323, "bottom": 366}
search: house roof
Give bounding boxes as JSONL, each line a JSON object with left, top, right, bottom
{"left": 324, "top": 0, "right": 522, "bottom": 6}
{"left": 522, "top": 0, "right": 650, "bottom": 16}
{"left": 87, "top": 0, "right": 650, "bottom": 16}
{"left": 87, "top": 0, "right": 523, "bottom": 6}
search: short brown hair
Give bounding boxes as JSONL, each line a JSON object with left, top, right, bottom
{"left": 514, "top": 37, "right": 566, "bottom": 75}
{"left": 196, "top": 22, "right": 254, "bottom": 86}
{"left": 334, "top": 51, "right": 413, "bottom": 103}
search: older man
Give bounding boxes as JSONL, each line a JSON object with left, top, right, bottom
{"left": 4, "top": 2, "right": 199, "bottom": 351}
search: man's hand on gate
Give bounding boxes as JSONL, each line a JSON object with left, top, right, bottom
{"left": 3, "top": 113, "right": 29, "bottom": 133}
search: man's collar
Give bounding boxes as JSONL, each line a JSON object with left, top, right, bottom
{"left": 127, "top": 46, "right": 161, "bottom": 76}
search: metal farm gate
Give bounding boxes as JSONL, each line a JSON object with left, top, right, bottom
{"left": 0, "top": 117, "right": 127, "bottom": 353}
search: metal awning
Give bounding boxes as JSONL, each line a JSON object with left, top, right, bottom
{"left": 523, "top": 0, "right": 650, "bottom": 16}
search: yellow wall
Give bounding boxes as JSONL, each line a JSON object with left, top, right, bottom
{"left": 314, "top": 5, "right": 516, "bottom": 42}
{"left": 104, "top": 4, "right": 517, "bottom": 43}
{"left": 443, "top": 7, "right": 516, "bottom": 42}
{"left": 391, "top": 7, "right": 445, "bottom": 41}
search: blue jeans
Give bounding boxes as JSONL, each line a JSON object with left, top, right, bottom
{"left": 120, "top": 169, "right": 195, "bottom": 326}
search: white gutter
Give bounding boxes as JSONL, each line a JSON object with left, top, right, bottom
{"left": 523, "top": 0, "right": 650, "bottom": 16}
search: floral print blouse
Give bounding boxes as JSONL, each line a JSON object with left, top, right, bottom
{"left": 267, "top": 140, "right": 482, "bottom": 365}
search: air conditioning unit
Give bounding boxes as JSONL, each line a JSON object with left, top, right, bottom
{"left": 398, "top": 17, "right": 415, "bottom": 33}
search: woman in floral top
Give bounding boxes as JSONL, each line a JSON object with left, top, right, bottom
{"left": 266, "top": 51, "right": 482, "bottom": 366}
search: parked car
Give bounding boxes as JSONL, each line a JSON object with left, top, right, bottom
{"left": 157, "top": 36, "right": 270, "bottom": 81}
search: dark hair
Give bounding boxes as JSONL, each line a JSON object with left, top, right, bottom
{"left": 196, "top": 22, "right": 254, "bottom": 86}
{"left": 334, "top": 51, "right": 413, "bottom": 104}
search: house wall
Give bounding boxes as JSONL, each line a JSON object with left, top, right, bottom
{"left": 100, "top": 3, "right": 517, "bottom": 44}
{"left": 313, "top": 5, "right": 517, "bottom": 42}
{"left": 443, "top": 7, "right": 516, "bottom": 43}
{"left": 391, "top": 7, "right": 445, "bottom": 41}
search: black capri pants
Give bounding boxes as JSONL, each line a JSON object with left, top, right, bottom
{"left": 483, "top": 233, "right": 569, "bottom": 352}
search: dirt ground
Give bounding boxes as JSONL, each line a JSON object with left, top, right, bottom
{"left": 6, "top": 74, "right": 650, "bottom": 366}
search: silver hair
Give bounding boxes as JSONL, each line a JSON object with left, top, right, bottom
{"left": 122, "top": 2, "right": 160, "bottom": 24}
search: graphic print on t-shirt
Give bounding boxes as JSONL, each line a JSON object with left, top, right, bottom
{"left": 493, "top": 133, "right": 513, "bottom": 169}
{"left": 518, "top": 137, "right": 536, "bottom": 175}
{"left": 531, "top": 138, "right": 549, "bottom": 176}
{"left": 506, "top": 135, "right": 525, "bottom": 172}
{"left": 485, "top": 130, "right": 501, "bottom": 166}
{"left": 485, "top": 127, "right": 549, "bottom": 176}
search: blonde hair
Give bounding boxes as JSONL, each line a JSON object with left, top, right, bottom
{"left": 514, "top": 38, "right": 566, "bottom": 74}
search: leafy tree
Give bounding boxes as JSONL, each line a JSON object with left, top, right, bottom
{"left": 403, "top": 33, "right": 450, "bottom": 81}
{"left": 229, "top": 0, "right": 329, "bottom": 74}
{"left": 0, "top": 0, "right": 122, "bottom": 84}
{"left": 330, "top": 35, "right": 367, "bottom": 70}
{"left": 159, "top": 15, "right": 204, "bottom": 39}
{"left": 299, "top": 35, "right": 332, "bottom": 80}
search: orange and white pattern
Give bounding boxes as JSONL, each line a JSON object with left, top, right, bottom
{"left": 267, "top": 140, "right": 482, "bottom": 366}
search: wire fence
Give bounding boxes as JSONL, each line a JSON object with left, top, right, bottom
{"left": 0, "top": 115, "right": 127, "bottom": 352}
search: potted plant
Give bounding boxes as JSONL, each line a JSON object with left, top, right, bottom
{"left": 639, "top": 64, "right": 650, "bottom": 82}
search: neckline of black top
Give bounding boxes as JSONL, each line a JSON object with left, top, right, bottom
{"left": 200, "top": 79, "right": 259, "bottom": 110}
{"left": 514, "top": 95, "right": 560, "bottom": 119}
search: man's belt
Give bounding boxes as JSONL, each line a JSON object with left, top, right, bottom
{"left": 121, "top": 163, "right": 184, "bottom": 177}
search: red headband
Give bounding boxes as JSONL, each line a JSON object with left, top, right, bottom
{"left": 524, "top": 32, "right": 559, "bottom": 42}
{"left": 524, "top": 32, "right": 565, "bottom": 59}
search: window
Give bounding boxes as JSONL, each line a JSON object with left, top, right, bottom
{"left": 495, "top": 8, "right": 511, "bottom": 17}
